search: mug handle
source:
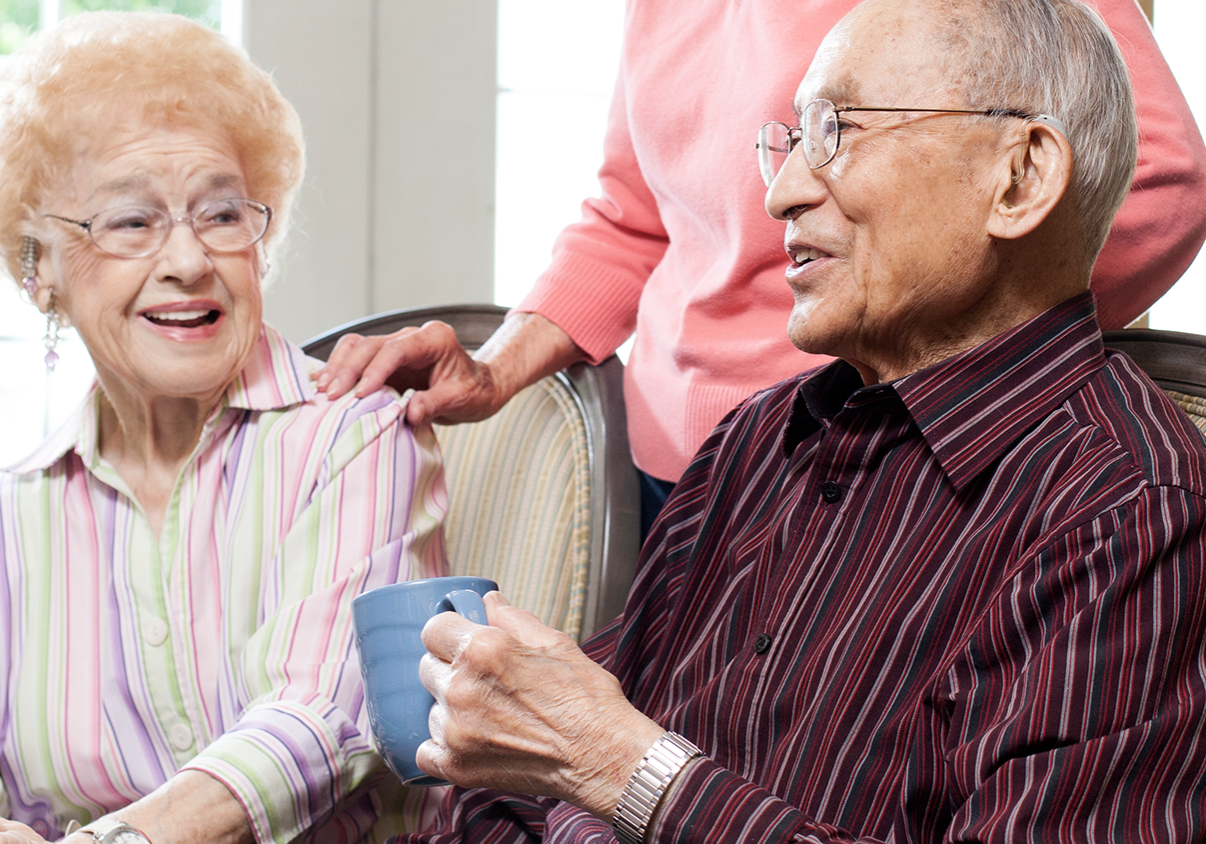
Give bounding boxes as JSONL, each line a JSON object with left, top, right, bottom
{"left": 442, "top": 589, "right": 488, "bottom": 625}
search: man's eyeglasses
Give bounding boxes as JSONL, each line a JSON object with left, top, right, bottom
{"left": 45, "top": 198, "right": 273, "bottom": 259}
{"left": 757, "top": 98, "right": 1070, "bottom": 186}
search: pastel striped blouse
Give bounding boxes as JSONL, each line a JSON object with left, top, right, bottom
{"left": 0, "top": 325, "right": 448, "bottom": 843}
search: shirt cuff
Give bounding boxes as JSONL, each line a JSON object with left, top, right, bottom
{"left": 182, "top": 698, "right": 378, "bottom": 844}
{"left": 652, "top": 757, "right": 828, "bottom": 843}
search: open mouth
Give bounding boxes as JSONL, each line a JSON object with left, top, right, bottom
{"left": 144, "top": 309, "right": 221, "bottom": 329}
{"left": 790, "top": 247, "right": 829, "bottom": 267}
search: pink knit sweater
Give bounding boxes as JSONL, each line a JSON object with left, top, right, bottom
{"left": 518, "top": 0, "right": 1206, "bottom": 482}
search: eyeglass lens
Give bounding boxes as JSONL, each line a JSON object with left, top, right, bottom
{"left": 758, "top": 122, "right": 792, "bottom": 186}
{"left": 803, "top": 99, "right": 840, "bottom": 169}
{"left": 89, "top": 199, "right": 271, "bottom": 258}
{"left": 758, "top": 100, "right": 846, "bottom": 186}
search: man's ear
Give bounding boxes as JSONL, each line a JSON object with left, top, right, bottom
{"left": 986, "top": 120, "right": 1073, "bottom": 241}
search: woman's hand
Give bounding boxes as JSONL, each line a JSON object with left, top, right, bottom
{"left": 0, "top": 819, "right": 47, "bottom": 844}
{"left": 314, "top": 320, "right": 508, "bottom": 426}
{"left": 313, "top": 312, "right": 585, "bottom": 427}
{"left": 417, "top": 593, "right": 665, "bottom": 821}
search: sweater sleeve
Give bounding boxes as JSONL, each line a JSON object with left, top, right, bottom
{"left": 182, "top": 399, "right": 448, "bottom": 844}
{"left": 514, "top": 37, "right": 670, "bottom": 366}
{"left": 1089, "top": 0, "right": 1206, "bottom": 328}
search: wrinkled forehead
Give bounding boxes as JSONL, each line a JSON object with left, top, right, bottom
{"left": 792, "top": 0, "right": 949, "bottom": 115}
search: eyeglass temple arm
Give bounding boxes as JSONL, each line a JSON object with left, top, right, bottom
{"left": 43, "top": 213, "right": 91, "bottom": 231}
{"left": 836, "top": 106, "right": 1069, "bottom": 138}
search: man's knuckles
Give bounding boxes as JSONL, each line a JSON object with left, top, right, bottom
{"left": 450, "top": 624, "right": 515, "bottom": 676}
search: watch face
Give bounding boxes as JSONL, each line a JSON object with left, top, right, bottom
{"left": 107, "top": 829, "right": 150, "bottom": 844}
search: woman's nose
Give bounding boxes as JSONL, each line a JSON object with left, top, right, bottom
{"left": 154, "top": 218, "right": 214, "bottom": 285}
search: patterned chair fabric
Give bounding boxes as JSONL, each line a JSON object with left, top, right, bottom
{"left": 1167, "top": 389, "right": 1206, "bottom": 436}
{"left": 303, "top": 304, "right": 639, "bottom": 644}
{"left": 436, "top": 376, "right": 592, "bottom": 639}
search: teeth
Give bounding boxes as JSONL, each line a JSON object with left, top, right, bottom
{"left": 149, "top": 310, "right": 209, "bottom": 322}
{"left": 792, "top": 247, "right": 826, "bottom": 264}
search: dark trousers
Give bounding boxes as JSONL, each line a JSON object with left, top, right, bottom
{"left": 639, "top": 470, "right": 676, "bottom": 544}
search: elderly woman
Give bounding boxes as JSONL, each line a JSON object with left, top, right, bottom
{"left": 0, "top": 12, "right": 447, "bottom": 844}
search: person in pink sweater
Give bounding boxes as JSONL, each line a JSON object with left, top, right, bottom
{"left": 317, "top": 0, "right": 1206, "bottom": 533}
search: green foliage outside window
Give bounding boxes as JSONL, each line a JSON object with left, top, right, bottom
{"left": 0, "top": 0, "right": 38, "bottom": 54}
{"left": 1, "top": 0, "right": 220, "bottom": 54}
{"left": 62, "top": 0, "right": 219, "bottom": 27}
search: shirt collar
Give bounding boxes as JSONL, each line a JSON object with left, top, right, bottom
{"left": 4, "top": 323, "right": 316, "bottom": 474}
{"left": 783, "top": 292, "right": 1104, "bottom": 492}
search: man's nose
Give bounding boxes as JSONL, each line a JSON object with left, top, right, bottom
{"left": 765, "top": 150, "right": 827, "bottom": 221}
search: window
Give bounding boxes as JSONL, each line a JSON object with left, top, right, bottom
{"left": 1149, "top": 0, "right": 1206, "bottom": 333}
{"left": 1, "top": 0, "right": 233, "bottom": 56}
{"left": 0, "top": 0, "right": 239, "bottom": 465}
{"left": 494, "top": 0, "right": 624, "bottom": 307}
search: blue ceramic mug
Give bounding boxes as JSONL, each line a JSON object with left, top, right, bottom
{"left": 352, "top": 575, "right": 498, "bottom": 786}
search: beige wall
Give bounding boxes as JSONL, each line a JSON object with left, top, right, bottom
{"left": 245, "top": 0, "right": 497, "bottom": 345}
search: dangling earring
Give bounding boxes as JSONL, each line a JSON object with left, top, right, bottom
{"left": 19, "top": 236, "right": 60, "bottom": 371}
{"left": 20, "top": 236, "right": 38, "bottom": 297}
{"left": 43, "top": 290, "right": 61, "bottom": 372}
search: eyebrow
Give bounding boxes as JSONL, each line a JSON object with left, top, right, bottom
{"left": 91, "top": 174, "right": 150, "bottom": 198}
{"left": 89, "top": 172, "right": 244, "bottom": 203}
{"left": 796, "top": 80, "right": 862, "bottom": 115}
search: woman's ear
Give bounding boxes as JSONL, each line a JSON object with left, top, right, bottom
{"left": 987, "top": 120, "right": 1073, "bottom": 241}
{"left": 32, "top": 247, "right": 57, "bottom": 313}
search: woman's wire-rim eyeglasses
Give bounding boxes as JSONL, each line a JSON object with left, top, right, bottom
{"left": 757, "top": 99, "right": 1071, "bottom": 186}
{"left": 44, "top": 198, "right": 273, "bottom": 259}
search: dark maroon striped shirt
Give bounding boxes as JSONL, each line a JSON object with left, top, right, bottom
{"left": 399, "top": 293, "right": 1206, "bottom": 843}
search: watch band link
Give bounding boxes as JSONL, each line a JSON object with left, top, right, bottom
{"left": 613, "top": 731, "right": 702, "bottom": 844}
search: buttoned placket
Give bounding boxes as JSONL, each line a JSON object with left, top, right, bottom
{"left": 741, "top": 386, "right": 909, "bottom": 707}
{"left": 87, "top": 406, "right": 235, "bottom": 766}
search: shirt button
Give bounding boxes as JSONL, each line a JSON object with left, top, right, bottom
{"left": 169, "top": 723, "right": 195, "bottom": 751}
{"left": 754, "top": 633, "right": 773, "bottom": 654}
{"left": 145, "top": 618, "right": 169, "bottom": 646}
{"left": 821, "top": 481, "right": 843, "bottom": 503}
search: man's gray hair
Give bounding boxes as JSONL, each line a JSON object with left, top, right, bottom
{"left": 941, "top": 0, "right": 1138, "bottom": 260}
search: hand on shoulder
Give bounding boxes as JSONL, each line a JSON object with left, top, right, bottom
{"left": 313, "top": 320, "right": 505, "bottom": 426}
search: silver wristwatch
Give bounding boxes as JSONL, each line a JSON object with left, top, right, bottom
{"left": 613, "top": 732, "right": 702, "bottom": 844}
{"left": 74, "top": 818, "right": 153, "bottom": 844}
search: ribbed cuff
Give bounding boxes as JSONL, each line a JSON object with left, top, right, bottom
{"left": 516, "top": 251, "right": 646, "bottom": 365}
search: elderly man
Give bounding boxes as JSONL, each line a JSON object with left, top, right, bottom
{"left": 395, "top": 0, "right": 1206, "bottom": 841}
